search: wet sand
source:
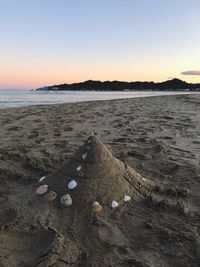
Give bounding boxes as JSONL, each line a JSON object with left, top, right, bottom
{"left": 0, "top": 94, "right": 200, "bottom": 267}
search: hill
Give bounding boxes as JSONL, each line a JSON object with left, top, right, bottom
{"left": 36, "top": 78, "right": 200, "bottom": 91}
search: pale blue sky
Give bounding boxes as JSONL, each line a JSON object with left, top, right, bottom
{"left": 0, "top": 0, "right": 200, "bottom": 89}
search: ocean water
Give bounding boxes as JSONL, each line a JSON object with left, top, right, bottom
{"left": 0, "top": 89, "right": 196, "bottom": 109}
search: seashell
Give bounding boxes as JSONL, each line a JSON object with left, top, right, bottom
{"left": 91, "top": 201, "right": 102, "bottom": 213}
{"left": 60, "top": 194, "right": 72, "bottom": 207}
{"left": 68, "top": 180, "right": 77, "bottom": 189}
{"left": 88, "top": 139, "right": 91, "bottom": 143}
{"left": 90, "top": 131, "right": 94, "bottom": 136}
{"left": 36, "top": 184, "right": 48, "bottom": 195}
{"left": 141, "top": 177, "right": 146, "bottom": 181}
{"left": 123, "top": 195, "right": 131, "bottom": 202}
{"left": 44, "top": 191, "right": 57, "bottom": 202}
{"left": 82, "top": 153, "right": 87, "bottom": 160}
{"left": 111, "top": 200, "right": 119, "bottom": 209}
{"left": 76, "top": 165, "right": 82, "bottom": 172}
{"left": 38, "top": 176, "right": 46, "bottom": 183}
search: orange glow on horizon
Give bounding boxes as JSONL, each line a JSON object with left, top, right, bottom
{"left": 1, "top": 59, "right": 200, "bottom": 89}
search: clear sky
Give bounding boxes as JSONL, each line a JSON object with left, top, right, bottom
{"left": 0, "top": 0, "right": 200, "bottom": 89}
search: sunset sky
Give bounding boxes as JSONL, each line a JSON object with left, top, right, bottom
{"left": 0, "top": 0, "right": 200, "bottom": 89}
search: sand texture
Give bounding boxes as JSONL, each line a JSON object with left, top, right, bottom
{"left": 0, "top": 94, "right": 200, "bottom": 267}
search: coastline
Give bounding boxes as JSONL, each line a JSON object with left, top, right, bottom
{"left": 0, "top": 94, "right": 200, "bottom": 266}
{"left": 0, "top": 89, "right": 198, "bottom": 109}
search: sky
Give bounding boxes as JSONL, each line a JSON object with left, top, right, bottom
{"left": 0, "top": 0, "right": 200, "bottom": 89}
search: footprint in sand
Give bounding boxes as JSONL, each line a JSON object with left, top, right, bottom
{"left": 0, "top": 228, "right": 64, "bottom": 267}
{"left": 0, "top": 209, "right": 17, "bottom": 229}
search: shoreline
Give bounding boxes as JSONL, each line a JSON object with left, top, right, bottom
{"left": 0, "top": 91, "right": 199, "bottom": 110}
{"left": 0, "top": 93, "right": 200, "bottom": 266}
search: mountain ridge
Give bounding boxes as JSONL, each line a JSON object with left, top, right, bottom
{"left": 36, "top": 78, "right": 200, "bottom": 91}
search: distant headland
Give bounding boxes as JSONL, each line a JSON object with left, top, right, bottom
{"left": 35, "top": 78, "right": 200, "bottom": 91}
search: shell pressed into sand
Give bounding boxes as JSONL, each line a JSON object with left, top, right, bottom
{"left": 76, "top": 165, "right": 82, "bottom": 172}
{"left": 44, "top": 191, "right": 57, "bottom": 202}
{"left": 60, "top": 194, "right": 72, "bottom": 207}
{"left": 91, "top": 201, "right": 102, "bottom": 213}
{"left": 111, "top": 200, "right": 119, "bottom": 209}
{"left": 82, "top": 153, "right": 87, "bottom": 160}
{"left": 38, "top": 176, "right": 46, "bottom": 183}
{"left": 36, "top": 184, "right": 48, "bottom": 195}
{"left": 68, "top": 180, "right": 77, "bottom": 189}
{"left": 123, "top": 195, "right": 131, "bottom": 202}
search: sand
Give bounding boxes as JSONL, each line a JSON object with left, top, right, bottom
{"left": 0, "top": 94, "right": 200, "bottom": 267}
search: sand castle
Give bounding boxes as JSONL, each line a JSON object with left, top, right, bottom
{"left": 36, "top": 132, "right": 154, "bottom": 212}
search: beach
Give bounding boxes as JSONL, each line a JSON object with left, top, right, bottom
{"left": 0, "top": 93, "right": 200, "bottom": 267}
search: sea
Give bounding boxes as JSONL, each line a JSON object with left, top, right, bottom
{"left": 0, "top": 89, "right": 196, "bottom": 109}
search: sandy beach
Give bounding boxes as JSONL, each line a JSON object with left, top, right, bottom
{"left": 0, "top": 94, "right": 200, "bottom": 267}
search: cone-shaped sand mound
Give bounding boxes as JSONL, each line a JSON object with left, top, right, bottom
{"left": 36, "top": 133, "right": 153, "bottom": 211}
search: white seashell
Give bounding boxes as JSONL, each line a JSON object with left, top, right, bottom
{"left": 38, "top": 176, "right": 46, "bottom": 183}
{"left": 123, "top": 195, "right": 131, "bottom": 202}
{"left": 88, "top": 139, "right": 91, "bottom": 143}
{"left": 141, "top": 177, "right": 146, "bottom": 181}
{"left": 68, "top": 180, "right": 77, "bottom": 189}
{"left": 36, "top": 184, "right": 48, "bottom": 195}
{"left": 82, "top": 153, "right": 87, "bottom": 160}
{"left": 111, "top": 200, "right": 119, "bottom": 209}
{"left": 60, "top": 194, "right": 72, "bottom": 207}
{"left": 76, "top": 165, "right": 82, "bottom": 172}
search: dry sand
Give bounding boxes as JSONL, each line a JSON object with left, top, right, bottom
{"left": 0, "top": 94, "right": 200, "bottom": 267}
